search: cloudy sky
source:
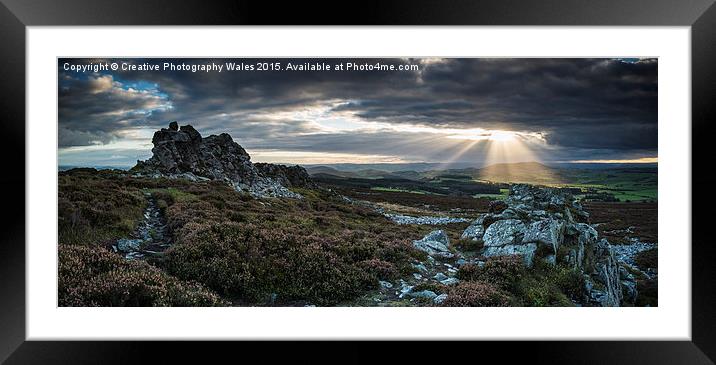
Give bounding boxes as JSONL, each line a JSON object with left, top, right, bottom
{"left": 58, "top": 58, "right": 657, "bottom": 168}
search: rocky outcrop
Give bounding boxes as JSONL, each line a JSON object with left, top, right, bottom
{"left": 460, "top": 184, "right": 630, "bottom": 306}
{"left": 254, "top": 163, "right": 316, "bottom": 189}
{"left": 131, "top": 122, "right": 313, "bottom": 198}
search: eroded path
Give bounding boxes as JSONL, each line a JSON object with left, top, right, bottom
{"left": 113, "top": 192, "right": 172, "bottom": 260}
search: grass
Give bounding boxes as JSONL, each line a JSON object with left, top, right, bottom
{"left": 455, "top": 256, "right": 584, "bottom": 307}
{"left": 370, "top": 187, "right": 432, "bottom": 195}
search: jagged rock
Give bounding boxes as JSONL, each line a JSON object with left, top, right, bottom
{"left": 523, "top": 219, "right": 565, "bottom": 253}
{"left": 461, "top": 215, "right": 486, "bottom": 242}
{"left": 413, "top": 230, "right": 453, "bottom": 258}
{"left": 131, "top": 123, "right": 313, "bottom": 199}
{"left": 482, "top": 219, "right": 526, "bottom": 247}
{"left": 254, "top": 163, "right": 316, "bottom": 189}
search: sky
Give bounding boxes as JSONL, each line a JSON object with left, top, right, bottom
{"left": 58, "top": 58, "right": 658, "bottom": 168}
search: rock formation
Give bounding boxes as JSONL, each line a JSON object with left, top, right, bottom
{"left": 461, "top": 184, "right": 632, "bottom": 307}
{"left": 130, "top": 122, "right": 314, "bottom": 198}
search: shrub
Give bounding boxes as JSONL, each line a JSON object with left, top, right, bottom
{"left": 441, "top": 281, "right": 510, "bottom": 307}
{"left": 635, "top": 248, "right": 657, "bottom": 270}
{"left": 357, "top": 259, "right": 399, "bottom": 281}
{"left": 59, "top": 244, "right": 226, "bottom": 306}
{"left": 457, "top": 256, "right": 525, "bottom": 291}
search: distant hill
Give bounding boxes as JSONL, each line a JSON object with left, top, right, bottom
{"left": 475, "top": 162, "right": 563, "bottom": 184}
{"left": 306, "top": 166, "right": 406, "bottom": 180}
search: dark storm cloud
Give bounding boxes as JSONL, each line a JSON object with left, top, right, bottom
{"left": 58, "top": 58, "right": 657, "bottom": 158}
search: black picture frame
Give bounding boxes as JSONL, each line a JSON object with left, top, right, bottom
{"left": 1, "top": 0, "right": 714, "bottom": 363}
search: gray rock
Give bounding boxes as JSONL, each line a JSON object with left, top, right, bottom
{"left": 440, "top": 277, "right": 460, "bottom": 286}
{"left": 387, "top": 214, "right": 470, "bottom": 225}
{"left": 523, "top": 219, "right": 564, "bottom": 253}
{"left": 461, "top": 215, "right": 486, "bottom": 242}
{"left": 433, "top": 294, "right": 448, "bottom": 305}
{"left": 117, "top": 238, "right": 143, "bottom": 253}
{"left": 433, "top": 273, "right": 449, "bottom": 281}
{"left": 483, "top": 243, "right": 538, "bottom": 267}
{"left": 409, "top": 290, "right": 438, "bottom": 300}
{"left": 413, "top": 230, "right": 454, "bottom": 258}
{"left": 483, "top": 219, "right": 526, "bottom": 247}
{"left": 379, "top": 281, "right": 393, "bottom": 289}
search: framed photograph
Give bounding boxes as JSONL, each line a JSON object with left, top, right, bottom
{"left": 2, "top": 0, "right": 715, "bottom": 363}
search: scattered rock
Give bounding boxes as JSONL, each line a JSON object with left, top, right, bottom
{"left": 413, "top": 230, "right": 454, "bottom": 258}
{"left": 386, "top": 214, "right": 470, "bottom": 225}
{"left": 116, "top": 238, "right": 142, "bottom": 253}
{"left": 379, "top": 281, "right": 393, "bottom": 289}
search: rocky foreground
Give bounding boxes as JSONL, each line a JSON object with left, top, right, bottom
{"left": 393, "top": 184, "right": 637, "bottom": 307}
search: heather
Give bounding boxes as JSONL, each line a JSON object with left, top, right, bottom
{"left": 59, "top": 244, "right": 226, "bottom": 306}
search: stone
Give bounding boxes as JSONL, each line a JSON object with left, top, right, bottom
{"left": 168, "top": 121, "right": 178, "bottom": 131}
{"left": 482, "top": 219, "right": 526, "bottom": 247}
{"left": 523, "top": 219, "right": 565, "bottom": 253}
{"left": 387, "top": 214, "right": 470, "bottom": 225}
{"left": 483, "top": 243, "right": 538, "bottom": 267}
{"left": 409, "top": 290, "right": 438, "bottom": 300}
{"left": 461, "top": 215, "right": 486, "bottom": 242}
{"left": 413, "top": 230, "right": 454, "bottom": 258}
{"left": 440, "top": 277, "right": 460, "bottom": 286}
{"left": 117, "top": 238, "right": 143, "bottom": 253}
{"left": 254, "top": 163, "right": 316, "bottom": 189}
{"left": 433, "top": 273, "right": 449, "bottom": 281}
{"left": 379, "top": 281, "right": 393, "bottom": 289}
{"left": 433, "top": 294, "right": 448, "bottom": 305}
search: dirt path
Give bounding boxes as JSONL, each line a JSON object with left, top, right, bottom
{"left": 113, "top": 192, "right": 172, "bottom": 260}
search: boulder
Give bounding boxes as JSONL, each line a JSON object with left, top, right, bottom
{"left": 413, "top": 230, "right": 453, "bottom": 258}
{"left": 433, "top": 294, "right": 448, "bottom": 305}
{"left": 482, "top": 219, "right": 526, "bottom": 247}
{"left": 461, "top": 215, "right": 486, "bottom": 242}
{"left": 483, "top": 243, "right": 538, "bottom": 267}
{"left": 522, "top": 219, "right": 565, "bottom": 253}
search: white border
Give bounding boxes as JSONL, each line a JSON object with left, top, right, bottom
{"left": 27, "top": 27, "right": 690, "bottom": 340}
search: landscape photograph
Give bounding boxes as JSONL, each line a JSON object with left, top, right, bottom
{"left": 58, "top": 57, "right": 657, "bottom": 307}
